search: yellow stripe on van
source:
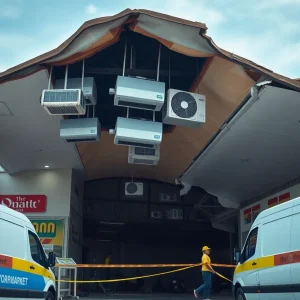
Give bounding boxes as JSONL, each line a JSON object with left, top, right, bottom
{"left": 234, "top": 250, "right": 300, "bottom": 275}
{"left": 12, "top": 257, "right": 55, "bottom": 281}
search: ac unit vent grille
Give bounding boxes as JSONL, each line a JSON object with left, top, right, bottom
{"left": 65, "top": 137, "right": 97, "bottom": 143}
{"left": 118, "top": 100, "right": 156, "bottom": 110}
{"left": 118, "top": 141, "right": 154, "bottom": 148}
{"left": 171, "top": 92, "right": 197, "bottom": 118}
{"left": 134, "top": 147, "right": 156, "bottom": 156}
{"left": 47, "top": 106, "right": 80, "bottom": 115}
{"left": 133, "top": 159, "right": 155, "bottom": 165}
{"left": 43, "top": 90, "right": 80, "bottom": 103}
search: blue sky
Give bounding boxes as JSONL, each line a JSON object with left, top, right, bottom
{"left": 1, "top": 0, "right": 300, "bottom": 78}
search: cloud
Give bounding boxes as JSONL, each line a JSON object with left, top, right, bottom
{"left": 85, "top": 4, "right": 98, "bottom": 15}
{"left": 0, "top": 0, "right": 299, "bottom": 78}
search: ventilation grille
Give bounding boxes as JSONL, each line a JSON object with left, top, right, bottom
{"left": 118, "top": 140, "right": 154, "bottom": 148}
{"left": 133, "top": 158, "right": 156, "bottom": 165}
{"left": 118, "top": 100, "right": 156, "bottom": 110}
{"left": 134, "top": 147, "right": 156, "bottom": 156}
{"left": 47, "top": 106, "right": 81, "bottom": 115}
{"left": 171, "top": 92, "right": 197, "bottom": 118}
{"left": 65, "top": 137, "right": 97, "bottom": 143}
{"left": 43, "top": 90, "right": 82, "bottom": 103}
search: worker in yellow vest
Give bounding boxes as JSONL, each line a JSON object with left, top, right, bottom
{"left": 194, "top": 246, "right": 216, "bottom": 300}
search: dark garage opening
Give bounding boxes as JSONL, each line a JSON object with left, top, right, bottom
{"left": 81, "top": 178, "right": 235, "bottom": 297}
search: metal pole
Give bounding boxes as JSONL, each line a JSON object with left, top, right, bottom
{"left": 64, "top": 65, "right": 68, "bottom": 89}
{"left": 168, "top": 55, "right": 171, "bottom": 88}
{"left": 156, "top": 43, "right": 161, "bottom": 81}
{"left": 122, "top": 42, "right": 127, "bottom": 76}
{"left": 81, "top": 59, "right": 85, "bottom": 90}
{"left": 48, "top": 66, "right": 53, "bottom": 90}
{"left": 130, "top": 44, "right": 133, "bottom": 69}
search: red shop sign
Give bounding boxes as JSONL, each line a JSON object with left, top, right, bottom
{"left": 0, "top": 195, "right": 47, "bottom": 213}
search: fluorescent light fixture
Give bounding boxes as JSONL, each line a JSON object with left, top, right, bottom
{"left": 44, "top": 165, "right": 50, "bottom": 168}
{"left": 0, "top": 165, "right": 6, "bottom": 172}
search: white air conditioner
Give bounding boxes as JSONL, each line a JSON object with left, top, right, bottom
{"left": 114, "top": 117, "right": 162, "bottom": 149}
{"left": 55, "top": 77, "right": 97, "bottom": 105}
{"left": 41, "top": 89, "right": 86, "bottom": 115}
{"left": 128, "top": 145, "right": 160, "bottom": 165}
{"left": 110, "top": 76, "right": 165, "bottom": 111}
{"left": 159, "top": 192, "right": 177, "bottom": 203}
{"left": 166, "top": 208, "right": 183, "bottom": 220}
{"left": 163, "top": 89, "right": 206, "bottom": 128}
{"left": 125, "top": 182, "right": 144, "bottom": 196}
{"left": 60, "top": 118, "right": 101, "bottom": 142}
{"left": 151, "top": 211, "right": 163, "bottom": 219}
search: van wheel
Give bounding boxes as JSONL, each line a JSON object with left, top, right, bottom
{"left": 45, "top": 291, "right": 54, "bottom": 300}
{"left": 236, "top": 288, "right": 246, "bottom": 300}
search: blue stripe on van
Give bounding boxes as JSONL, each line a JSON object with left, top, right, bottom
{"left": 0, "top": 266, "right": 45, "bottom": 291}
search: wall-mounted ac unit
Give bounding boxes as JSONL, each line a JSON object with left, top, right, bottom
{"left": 41, "top": 89, "right": 86, "bottom": 115}
{"left": 111, "top": 76, "right": 165, "bottom": 111}
{"left": 151, "top": 211, "right": 163, "bottom": 219}
{"left": 163, "top": 89, "right": 206, "bottom": 128}
{"left": 60, "top": 118, "right": 101, "bottom": 143}
{"left": 128, "top": 145, "right": 160, "bottom": 165}
{"left": 166, "top": 208, "right": 183, "bottom": 220}
{"left": 159, "top": 192, "right": 177, "bottom": 203}
{"left": 55, "top": 77, "right": 97, "bottom": 105}
{"left": 125, "top": 182, "right": 144, "bottom": 196}
{"left": 114, "top": 117, "right": 162, "bottom": 149}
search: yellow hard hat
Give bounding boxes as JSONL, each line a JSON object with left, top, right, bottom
{"left": 202, "top": 246, "right": 211, "bottom": 251}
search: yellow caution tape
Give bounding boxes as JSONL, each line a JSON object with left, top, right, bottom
{"left": 55, "top": 263, "right": 236, "bottom": 268}
{"left": 55, "top": 263, "right": 233, "bottom": 284}
{"left": 215, "top": 272, "right": 232, "bottom": 283}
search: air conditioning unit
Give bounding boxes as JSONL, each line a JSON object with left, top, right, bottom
{"left": 114, "top": 117, "right": 162, "bottom": 149}
{"left": 125, "top": 182, "right": 144, "bottom": 196}
{"left": 166, "top": 208, "right": 183, "bottom": 220}
{"left": 128, "top": 145, "right": 160, "bottom": 165}
{"left": 60, "top": 118, "right": 101, "bottom": 142}
{"left": 163, "top": 89, "right": 206, "bottom": 128}
{"left": 151, "top": 211, "right": 163, "bottom": 219}
{"left": 41, "top": 89, "right": 86, "bottom": 115}
{"left": 159, "top": 192, "right": 177, "bottom": 203}
{"left": 110, "top": 76, "right": 165, "bottom": 111}
{"left": 55, "top": 77, "right": 97, "bottom": 105}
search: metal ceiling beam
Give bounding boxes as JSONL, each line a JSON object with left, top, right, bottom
{"left": 85, "top": 68, "right": 194, "bottom": 77}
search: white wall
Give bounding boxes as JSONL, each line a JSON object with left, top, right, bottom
{"left": 0, "top": 169, "right": 72, "bottom": 217}
{"left": 239, "top": 182, "right": 300, "bottom": 246}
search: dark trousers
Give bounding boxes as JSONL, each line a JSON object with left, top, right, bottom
{"left": 195, "top": 271, "right": 212, "bottom": 298}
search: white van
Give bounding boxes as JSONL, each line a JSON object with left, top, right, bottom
{"left": 232, "top": 196, "right": 300, "bottom": 300}
{"left": 0, "top": 204, "right": 57, "bottom": 300}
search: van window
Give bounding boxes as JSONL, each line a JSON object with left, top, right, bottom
{"left": 243, "top": 227, "right": 258, "bottom": 261}
{"left": 291, "top": 211, "right": 300, "bottom": 251}
{"left": 262, "top": 216, "right": 291, "bottom": 256}
{"left": 0, "top": 218, "right": 25, "bottom": 259}
{"left": 28, "top": 231, "right": 47, "bottom": 268}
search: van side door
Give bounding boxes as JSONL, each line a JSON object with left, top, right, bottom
{"left": 235, "top": 227, "right": 260, "bottom": 300}
{"left": 0, "top": 216, "right": 28, "bottom": 299}
{"left": 291, "top": 202, "right": 300, "bottom": 300}
{"left": 258, "top": 209, "right": 294, "bottom": 300}
{"left": 27, "top": 230, "right": 53, "bottom": 299}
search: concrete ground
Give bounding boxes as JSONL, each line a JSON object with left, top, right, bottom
{"left": 82, "top": 292, "right": 233, "bottom": 300}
